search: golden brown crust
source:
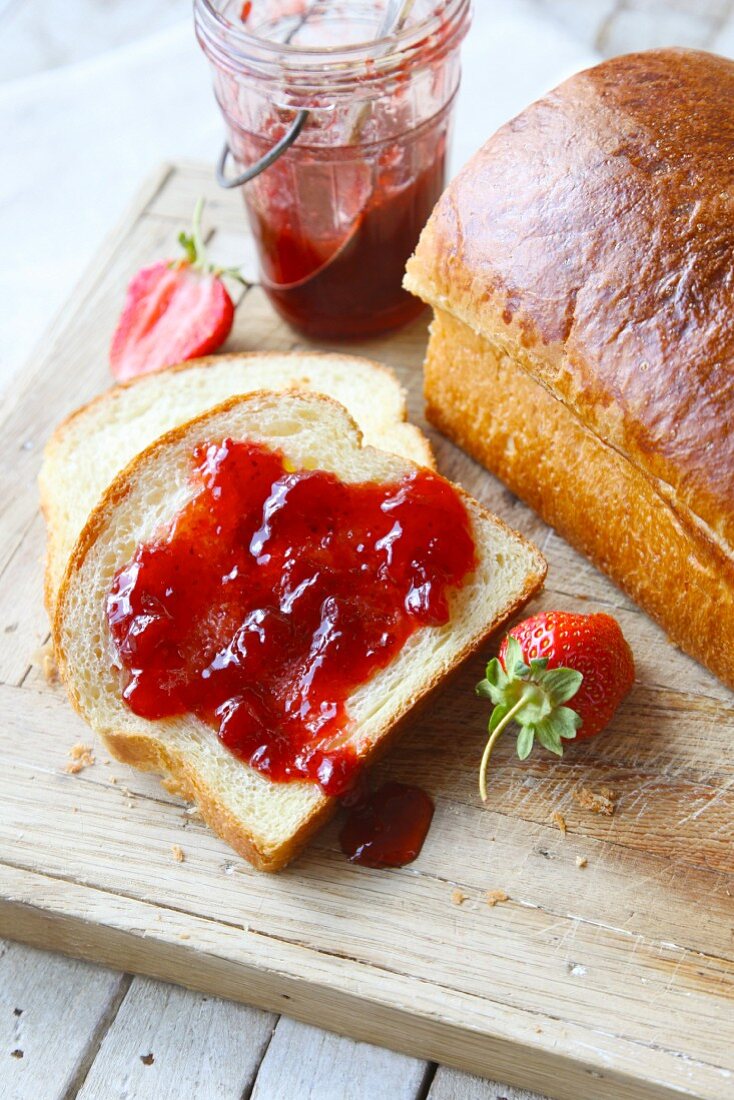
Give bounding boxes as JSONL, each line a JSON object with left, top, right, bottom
{"left": 54, "top": 390, "right": 546, "bottom": 872}
{"left": 425, "top": 309, "right": 734, "bottom": 689}
{"left": 406, "top": 48, "right": 734, "bottom": 551}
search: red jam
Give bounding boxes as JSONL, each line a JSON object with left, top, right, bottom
{"left": 106, "top": 439, "right": 476, "bottom": 796}
{"left": 339, "top": 782, "right": 435, "bottom": 868}
{"left": 248, "top": 145, "right": 446, "bottom": 339}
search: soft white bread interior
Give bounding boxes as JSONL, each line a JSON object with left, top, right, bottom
{"left": 54, "top": 391, "right": 546, "bottom": 871}
{"left": 40, "top": 351, "right": 434, "bottom": 613}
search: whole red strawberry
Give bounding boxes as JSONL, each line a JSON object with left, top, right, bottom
{"left": 110, "top": 199, "right": 244, "bottom": 382}
{"left": 476, "top": 611, "right": 634, "bottom": 800}
{"left": 500, "top": 611, "right": 634, "bottom": 740}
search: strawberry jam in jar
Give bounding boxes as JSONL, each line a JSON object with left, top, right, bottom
{"left": 195, "top": 0, "right": 470, "bottom": 338}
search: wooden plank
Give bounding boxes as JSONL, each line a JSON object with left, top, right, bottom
{"left": 0, "top": 513, "right": 48, "bottom": 687}
{"left": 0, "top": 701, "right": 732, "bottom": 1094}
{"left": 429, "top": 1065, "right": 544, "bottom": 1100}
{"left": 0, "top": 863, "right": 720, "bottom": 1100}
{"left": 250, "top": 1017, "right": 430, "bottom": 1100}
{"left": 0, "top": 161, "right": 732, "bottom": 1100}
{"left": 77, "top": 976, "right": 276, "bottom": 1100}
{"left": 9, "top": 672, "right": 734, "bottom": 943}
{"left": 0, "top": 938, "right": 128, "bottom": 1100}
{"left": 144, "top": 159, "right": 257, "bottom": 235}
{"left": 3, "top": 682, "right": 732, "bottom": 967}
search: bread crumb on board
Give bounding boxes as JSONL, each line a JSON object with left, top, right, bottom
{"left": 42, "top": 652, "right": 58, "bottom": 684}
{"left": 65, "top": 743, "right": 95, "bottom": 774}
{"left": 573, "top": 785, "right": 617, "bottom": 816}
{"left": 451, "top": 887, "right": 468, "bottom": 906}
{"left": 576, "top": 856, "right": 588, "bottom": 869}
{"left": 486, "top": 889, "right": 510, "bottom": 907}
{"left": 551, "top": 811, "right": 567, "bottom": 835}
{"left": 33, "top": 640, "right": 58, "bottom": 684}
{"left": 171, "top": 845, "right": 185, "bottom": 863}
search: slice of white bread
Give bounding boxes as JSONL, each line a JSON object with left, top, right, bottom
{"left": 54, "top": 391, "right": 546, "bottom": 871}
{"left": 40, "top": 351, "right": 434, "bottom": 614}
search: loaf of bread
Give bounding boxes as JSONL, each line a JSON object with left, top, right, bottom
{"left": 405, "top": 48, "right": 734, "bottom": 688}
{"left": 40, "top": 351, "right": 433, "bottom": 614}
{"left": 54, "top": 391, "right": 546, "bottom": 870}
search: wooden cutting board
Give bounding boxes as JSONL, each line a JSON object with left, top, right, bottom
{"left": 1, "top": 163, "right": 732, "bottom": 1100}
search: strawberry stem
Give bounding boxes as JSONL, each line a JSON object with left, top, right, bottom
{"left": 475, "top": 637, "right": 583, "bottom": 802}
{"left": 175, "top": 199, "right": 249, "bottom": 287}
{"left": 191, "top": 197, "right": 207, "bottom": 269}
{"left": 478, "top": 695, "right": 528, "bottom": 802}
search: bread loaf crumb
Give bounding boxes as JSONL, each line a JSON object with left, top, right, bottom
{"left": 552, "top": 811, "right": 567, "bottom": 834}
{"left": 576, "top": 856, "right": 588, "bottom": 869}
{"left": 171, "top": 845, "right": 185, "bottom": 863}
{"left": 65, "top": 743, "right": 95, "bottom": 773}
{"left": 33, "top": 640, "right": 58, "bottom": 684}
{"left": 486, "top": 889, "right": 509, "bottom": 907}
{"left": 573, "top": 786, "right": 617, "bottom": 816}
{"left": 451, "top": 887, "right": 467, "bottom": 906}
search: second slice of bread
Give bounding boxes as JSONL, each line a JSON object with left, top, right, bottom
{"left": 54, "top": 391, "right": 546, "bottom": 871}
{"left": 40, "top": 351, "right": 434, "bottom": 614}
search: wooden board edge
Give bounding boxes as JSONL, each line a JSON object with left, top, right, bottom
{"left": 0, "top": 862, "right": 715, "bottom": 1100}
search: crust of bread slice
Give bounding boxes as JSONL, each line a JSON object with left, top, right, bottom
{"left": 40, "top": 351, "right": 434, "bottom": 615}
{"left": 54, "top": 391, "right": 546, "bottom": 871}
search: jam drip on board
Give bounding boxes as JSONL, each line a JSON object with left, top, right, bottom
{"left": 106, "top": 438, "right": 476, "bottom": 798}
{"left": 340, "top": 782, "right": 435, "bottom": 868}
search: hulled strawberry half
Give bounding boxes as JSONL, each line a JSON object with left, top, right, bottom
{"left": 110, "top": 200, "right": 244, "bottom": 382}
{"left": 476, "top": 611, "right": 634, "bottom": 800}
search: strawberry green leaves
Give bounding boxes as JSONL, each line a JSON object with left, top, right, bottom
{"left": 475, "top": 636, "right": 583, "bottom": 801}
{"left": 176, "top": 198, "right": 248, "bottom": 286}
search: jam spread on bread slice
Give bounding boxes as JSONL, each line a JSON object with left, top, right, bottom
{"left": 106, "top": 438, "right": 476, "bottom": 798}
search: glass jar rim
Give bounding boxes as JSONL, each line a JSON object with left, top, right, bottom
{"left": 194, "top": 0, "right": 471, "bottom": 88}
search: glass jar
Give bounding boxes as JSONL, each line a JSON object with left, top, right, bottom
{"left": 195, "top": 0, "right": 471, "bottom": 339}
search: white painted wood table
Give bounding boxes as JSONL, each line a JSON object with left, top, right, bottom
{"left": 3, "top": 2, "right": 734, "bottom": 1099}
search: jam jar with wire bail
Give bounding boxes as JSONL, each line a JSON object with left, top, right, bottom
{"left": 195, "top": 0, "right": 471, "bottom": 339}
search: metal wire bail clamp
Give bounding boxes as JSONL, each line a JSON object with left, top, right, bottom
{"left": 215, "top": 109, "right": 309, "bottom": 188}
